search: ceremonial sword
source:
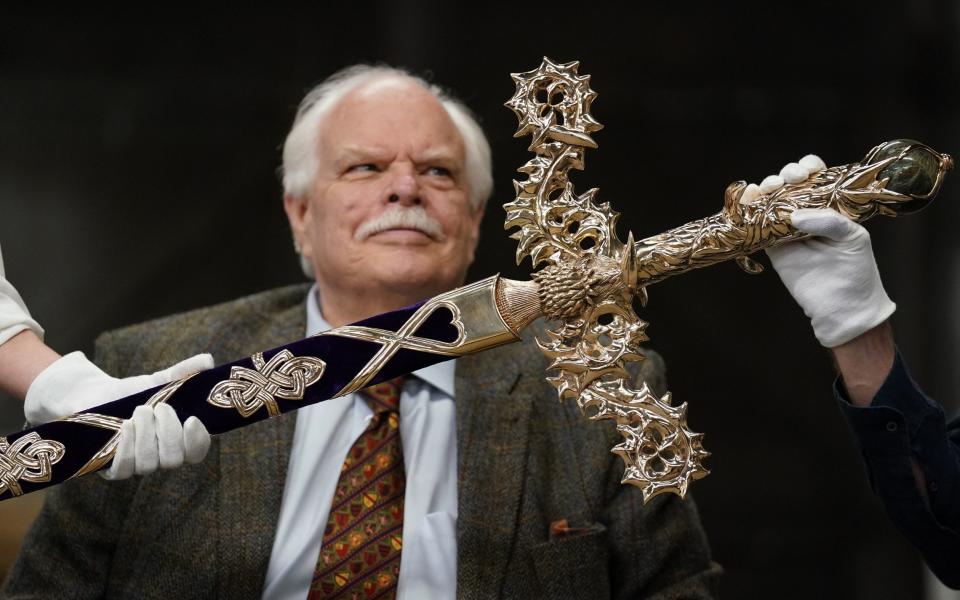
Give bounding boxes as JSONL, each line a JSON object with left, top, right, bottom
{"left": 0, "top": 58, "right": 951, "bottom": 504}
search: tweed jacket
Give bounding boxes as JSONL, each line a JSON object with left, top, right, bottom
{"left": 2, "top": 285, "right": 720, "bottom": 599}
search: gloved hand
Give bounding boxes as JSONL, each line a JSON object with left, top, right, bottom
{"left": 760, "top": 164, "right": 896, "bottom": 347}
{"left": 24, "top": 351, "right": 215, "bottom": 479}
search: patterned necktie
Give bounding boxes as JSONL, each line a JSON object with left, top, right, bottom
{"left": 309, "top": 377, "right": 406, "bottom": 600}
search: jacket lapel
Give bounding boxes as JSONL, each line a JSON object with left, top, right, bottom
{"left": 203, "top": 288, "right": 533, "bottom": 598}
{"left": 216, "top": 299, "right": 306, "bottom": 599}
{"left": 455, "top": 339, "right": 533, "bottom": 598}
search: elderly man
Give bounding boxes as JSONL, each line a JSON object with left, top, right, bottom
{"left": 3, "top": 65, "right": 720, "bottom": 599}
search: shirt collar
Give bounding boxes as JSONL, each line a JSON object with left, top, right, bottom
{"left": 305, "top": 284, "right": 456, "bottom": 397}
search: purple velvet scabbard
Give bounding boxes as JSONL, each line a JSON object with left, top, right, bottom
{"left": 0, "top": 287, "right": 513, "bottom": 501}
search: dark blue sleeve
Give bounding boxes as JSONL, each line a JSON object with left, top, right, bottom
{"left": 836, "top": 350, "right": 960, "bottom": 589}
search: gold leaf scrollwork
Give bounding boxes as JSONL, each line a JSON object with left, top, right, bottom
{"left": 0, "top": 432, "right": 66, "bottom": 497}
{"left": 506, "top": 58, "right": 709, "bottom": 501}
{"left": 208, "top": 350, "right": 326, "bottom": 418}
{"left": 629, "top": 138, "right": 954, "bottom": 286}
{"left": 589, "top": 382, "right": 709, "bottom": 502}
{"left": 506, "top": 59, "right": 952, "bottom": 501}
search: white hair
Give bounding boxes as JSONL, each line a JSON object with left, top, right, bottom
{"left": 282, "top": 64, "right": 492, "bottom": 208}
{"left": 281, "top": 64, "right": 493, "bottom": 278}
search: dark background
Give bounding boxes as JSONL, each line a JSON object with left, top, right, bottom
{"left": 1, "top": 3, "right": 959, "bottom": 598}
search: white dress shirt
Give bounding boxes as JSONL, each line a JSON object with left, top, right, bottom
{"left": 262, "top": 286, "right": 458, "bottom": 600}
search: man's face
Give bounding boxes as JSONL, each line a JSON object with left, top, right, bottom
{"left": 285, "top": 78, "right": 484, "bottom": 307}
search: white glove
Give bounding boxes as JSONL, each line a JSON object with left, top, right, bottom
{"left": 25, "top": 351, "right": 215, "bottom": 479}
{"left": 0, "top": 243, "right": 44, "bottom": 346}
{"left": 766, "top": 208, "right": 896, "bottom": 347}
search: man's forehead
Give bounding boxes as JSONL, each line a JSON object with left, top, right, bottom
{"left": 320, "top": 78, "right": 465, "bottom": 160}
{"left": 335, "top": 142, "right": 461, "bottom": 161}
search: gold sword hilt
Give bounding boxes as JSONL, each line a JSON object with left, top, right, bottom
{"left": 504, "top": 57, "right": 952, "bottom": 502}
{"left": 632, "top": 139, "right": 953, "bottom": 286}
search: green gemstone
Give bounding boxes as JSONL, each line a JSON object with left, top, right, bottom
{"left": 870, "top": 139, "right": 941, "bottom": 214}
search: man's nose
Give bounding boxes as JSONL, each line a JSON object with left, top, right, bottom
{"left": 386, "top": 168, "right": 422, "bottom": 206}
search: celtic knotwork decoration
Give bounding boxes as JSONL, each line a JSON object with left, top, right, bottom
{"left": 321, "top": 298, "right": 466, "bottom": 397}
{"left": 0, "top": 433, "right": 65, "bottom": 497}
{"left": 208, "top": 350, "right": 326, "bottom": 418}
{"left": 506, "top": 58, "right": 709, "bottom": 501}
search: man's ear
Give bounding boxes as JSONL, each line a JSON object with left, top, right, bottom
{"left": 283, "top": 193, "right": 313, "bottom": 258}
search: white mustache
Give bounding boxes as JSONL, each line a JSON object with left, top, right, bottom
{"left": 355, "top": 206, "right": 446, "bottom": 241}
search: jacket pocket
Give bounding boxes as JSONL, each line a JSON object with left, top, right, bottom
{"left": 529, "top": 522, "right": 610, "bottom": 600}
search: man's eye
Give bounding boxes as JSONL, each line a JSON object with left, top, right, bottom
{"left": 347, "top": 164, "right": 378, "bottom": 173}
{"left": 425, "top": 166, "right": 452, "bottom": 177}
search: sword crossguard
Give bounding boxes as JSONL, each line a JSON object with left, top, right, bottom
{"left": 506, "top": 58, "right": 708, "bottom": 502}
